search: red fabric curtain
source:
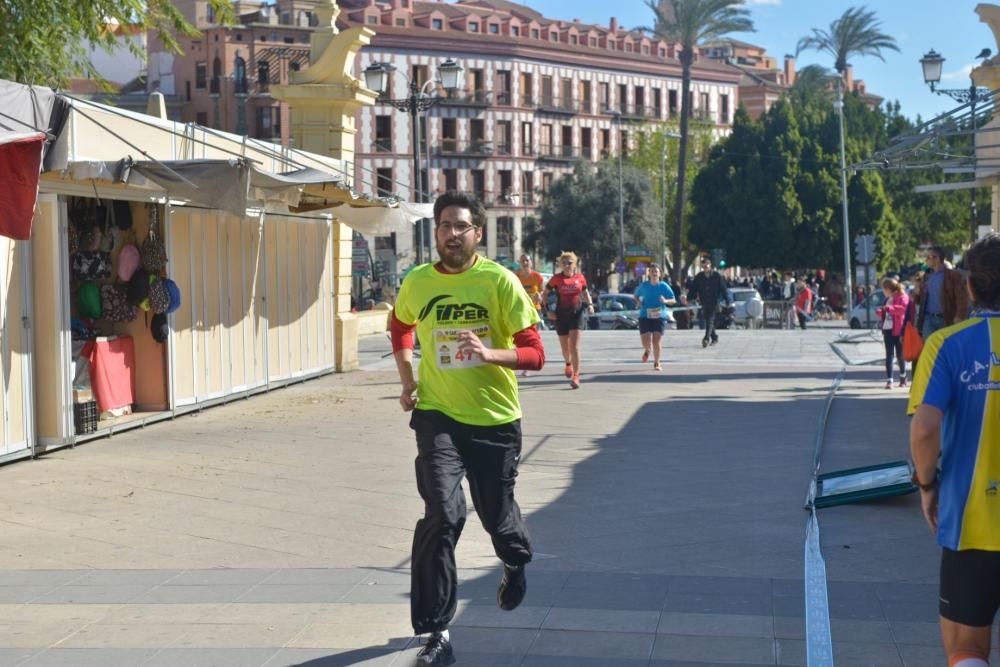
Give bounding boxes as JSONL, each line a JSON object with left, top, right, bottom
{"left": 0, "top": 132, "right": 45, "bottom": 240}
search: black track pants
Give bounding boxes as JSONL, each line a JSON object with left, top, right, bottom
{"left": 883, "top": 331, "right": 904, "bottom": 379}
{"left": 409, "top": 409, "right": 533, "bottom": 635}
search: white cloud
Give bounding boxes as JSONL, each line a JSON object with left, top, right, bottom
{"left": 746, "top": 0, "right": 781, "bottom": 5}
{"left": 941, "top": 63, "right": 974, "bottom": 81}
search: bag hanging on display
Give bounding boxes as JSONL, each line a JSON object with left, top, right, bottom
{"left": 112, "top": 200, "right": 133, "bottom": 231}
{"left": 100, "top": 284, "right": 137, "bottom": 322}
{"left": 117, "top": 244, "right": 141, "bottom": 282}
{"left": 78, "top": 282, "right": 102, "bottom": 319}
{"left": 162, "top": 277, "right": 181, "bottom": 314}
{"left": 150, "top": 312, "right": 169, "bottom": 343}
{"left": 127, "top": 268, "right": 151, "bottom": 310}
{"left": 148, "top": 275, "right": 170, "bottom": 314}
{"left": 141, "top": 205, "right": 167, "bottom": 272}
{"left": 71, "top": 250, "right": 112, "bottom": 281}
{"left": 903, "top": 322, "right": 923, "bottom": 362}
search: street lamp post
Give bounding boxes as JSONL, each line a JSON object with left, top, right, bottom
{"left": 834, "top": 77, "right": 853, "bottom": 312}
{"left": 920, "top": 48, "right": 991, "bottom": 244}
{"left": 606, "top": 109, "right": 626, "bottom": 288}
{"left": 363, "top": 59, "right": 463, "bottom": 264}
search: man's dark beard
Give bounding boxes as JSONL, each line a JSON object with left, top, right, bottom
{"left": 437, "top": 241, "right": 476, "bottom": 270}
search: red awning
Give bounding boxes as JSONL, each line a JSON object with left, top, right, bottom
{"left": 0, "top": 132, "right": 46, "bottom": 240}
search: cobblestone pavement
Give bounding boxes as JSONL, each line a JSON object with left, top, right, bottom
{"left": 0, "top": 328, "right": 965, "bottom": 666}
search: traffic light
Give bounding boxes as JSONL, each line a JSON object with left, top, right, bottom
{"left": 854, "top": 234, "right": 876, "bottom": 264}
{"left": 711, "top": 248, "right": 727, "bottom": 268}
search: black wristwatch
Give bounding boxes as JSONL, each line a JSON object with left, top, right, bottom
{"left": 912, "top": 469, "right": 938, "bottom": 491}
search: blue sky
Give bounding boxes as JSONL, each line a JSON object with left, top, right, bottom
{"left": 519, "top": 0, "right": 998, "bottom": 124}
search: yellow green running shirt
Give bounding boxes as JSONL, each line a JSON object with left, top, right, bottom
{"left": 395, "top": 257, "right": 540, "bottom": 426}
{"left": 907, "top": 313, "right": 1000, "bottom": 551}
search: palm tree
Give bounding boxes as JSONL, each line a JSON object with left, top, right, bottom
{"left": 645, "top": 0, "right": 754, "bottom": 285}
{"left": 795, "top": 6, "right": 898, "bottom": 77}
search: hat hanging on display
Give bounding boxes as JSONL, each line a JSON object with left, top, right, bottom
{"left": 117, "top": 244, "right": 140, "bottom": 282}
{"left": 77, "top": 281, "right": 102, "bottom": 319}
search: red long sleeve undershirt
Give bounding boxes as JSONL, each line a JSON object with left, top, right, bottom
{"left": 390, "top": 312, "right": 545, "bottom": 371}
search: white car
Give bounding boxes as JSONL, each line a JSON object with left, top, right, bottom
{"left": 848, "top": 291, "right": 886, "bottom": 329}
{"left": 728, "top": 287, "right": 764, "bottom": 323}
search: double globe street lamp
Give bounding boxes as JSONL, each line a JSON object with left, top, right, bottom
{"left": 363, "top": 58, "right": 464, "bottom": 264}
{"left": 920, "top": 48, "right": 992, "bottom": 244}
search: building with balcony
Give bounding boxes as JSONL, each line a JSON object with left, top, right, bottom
{"left": 147, "top": 0, "right": 743, "bottom": 282}
{"left": 702, "top": 38, "right": 883, "bottom": 120}
{"left": 146, "top": 0, "right": 317, "bottom": 141}
{"left": 342, "top": 0, "right": 742, "bottom": 278}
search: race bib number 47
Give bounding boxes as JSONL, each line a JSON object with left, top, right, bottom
{"left": 434, "top": 326, "right": 492, "bottom": 370}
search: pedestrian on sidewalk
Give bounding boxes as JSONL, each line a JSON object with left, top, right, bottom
{"left": 634, "top": 264, "right": 675, "bottom": 370}
{"left": 541, "top": 251, "right": 594, "bottom": 388}
{"left": 688, "top": 256, "right": 729, "bottom": 347}
{"left": 908, "top": 232, "right": 1000, "bottom": 667}
{"left": 915, "top": 245, "right": 970, "bottom": 341}
{"left": 390, "top": 191, "right": 545, "bottom": 666}
{"left": 875, "top": 276, "right": 910, "bottom": 389}
{"left": 794, "top": 280, "right": 813, "bottom": 330}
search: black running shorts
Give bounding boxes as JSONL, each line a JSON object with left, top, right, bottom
{"left": 939, "top": 547, "right": 1000, "bottom": 627}
{"left": 555, "top": 309, "right": 584, "bottom": 336}
{"left": 639, "top": 317, "right": 665, "bottom": 335}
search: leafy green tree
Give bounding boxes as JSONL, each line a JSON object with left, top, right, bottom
{"left": 629, "top": 122, "right": 714, "bottom": 276}
{"left": 643, "top": 0, "right": 754, "bottom": 285}
{"left": 536, "top": 161, "right": 661, "bottom": 288}
{"left": 0, "top": 0, "right": 234, "bottom": 87}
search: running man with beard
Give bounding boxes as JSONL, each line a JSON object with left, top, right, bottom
{"left": 390, "top": 191, "right": 545, "bottom": 666}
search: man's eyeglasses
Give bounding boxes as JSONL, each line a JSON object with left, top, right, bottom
{"left": 561, "top": 260, "right": 575, "bottom": 266}
{"left": 437, "top": 222, "right": 477, "bottom": 235}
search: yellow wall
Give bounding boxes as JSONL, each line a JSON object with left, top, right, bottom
{"left": 1, "top": 223, "right": 32, "bottom": 458}
{"left": 30, "top": 197, "right": 64, "bottom": 446}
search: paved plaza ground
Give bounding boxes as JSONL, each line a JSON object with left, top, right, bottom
{"left": 0, "top": 326, "right": 978, "bottom": 666}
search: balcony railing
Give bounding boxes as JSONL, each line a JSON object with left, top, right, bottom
{"left": 621, "top": 104, "right": 661, "bottom": 120}
{"left": 536, "top": 97, "right": 577, "bottom": 115}
{"left": 439, "top": 88, "right": 491, "bottom": 107}
{"left": 520, "top": 93, "right": 534, "bottom": 107}
{"left": 521, "top": 143, "right": 535, "bottom": 157}
{"left": 372, "top": 139, "right": 392, "bottom": 153}
{"left": 537, "top": 144, "right": 580, "bottom": 162}
{"left": 435, "top": 140, "right": 494, "bottom": 157}
{"left": 495, "top": 91, "right": 513, "bottom": 106}
{"left": 494, "top": 142, "right": 513, "bottom": 156}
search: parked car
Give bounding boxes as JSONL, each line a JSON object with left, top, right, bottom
{"left": 593, "top": 292, "right": 681, "bottom": 330}
{"left": 728, "top": 287, "right": 764, "bottom": 324}
{"left": 594, "top": 293, "right": 640, "bottom": 330}
{"left": 848, "top": 291, "right": 886, "bottom": 329}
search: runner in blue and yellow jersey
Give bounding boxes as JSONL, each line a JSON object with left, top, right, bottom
{"left": 909, "top": 232, "right": 1000, "bottom": 667}
{"left": 391, "top": 191, "right": 545, "bottom": 666}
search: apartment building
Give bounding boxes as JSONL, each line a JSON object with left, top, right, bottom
{"left": 146, "top": 0, "right": 317, "bottom": 143}
{"left": 702, "top": 38, "right": 882, "bottom": 120}
{"left": 147, "top": 0, "right": 742, "bottom": 282}
{"left": 342, "top": 0, "right": 742, "bottom": 277}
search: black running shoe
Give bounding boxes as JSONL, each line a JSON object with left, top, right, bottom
{"left": 415, "top": 633, "right": 455, "bottom": 666}
{"left": 497, "top": 563, "right": 527, "bottom": 611}
{"left": 702, "top": 338, "right": 709, "bottom": 348}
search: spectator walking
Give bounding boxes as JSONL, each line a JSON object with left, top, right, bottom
{"left": 541, "top": 251, "right": 594, "bottom": 389}
{"left": 794, "top": 280, "right": 813, "bottom": 330}
{"left": 916, "top": 246, "right": 970, "bottom": 340}
{"left": 514, "top": 254, "right": 544, "bottom": 376}
{"left": 875, "top": 276, "right": 910, "bottom": 389}
{"left": 634, "top": 264, "right": 676, "bottom": 370}
{"left": 390, "top": 191, "right": 545, "bottom": 666}
{"left": 689, "top": 256, "right": 730, "bottom": 347}
{"left": 908, "top": 233, "right": 1000, "bottom": 667}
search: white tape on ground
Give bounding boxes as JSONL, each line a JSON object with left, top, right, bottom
{"left": 805, "top": 509, "right": 834, "bottom": 666}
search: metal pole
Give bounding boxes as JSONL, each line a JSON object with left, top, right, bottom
{"left": 618, "top": 118, "right": 626, "bottom": 288}
{"left": 661, "top": 142, "right": 667, "bottom": 268}
{"left": 970, "top": 81, "right": 978, "bottom": 244}
{"left": 410, "top": 81, "right": 423, "bottom": 265}
{"left": 423, "top": 105, "right": 434, "bottom": 262}
{"left": 836, "top": 77, "right": 853, "bottom": 311}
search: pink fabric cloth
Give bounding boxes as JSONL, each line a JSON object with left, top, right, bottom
{"left": 82, "top": 337, "right": 135, "bottom": 412}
